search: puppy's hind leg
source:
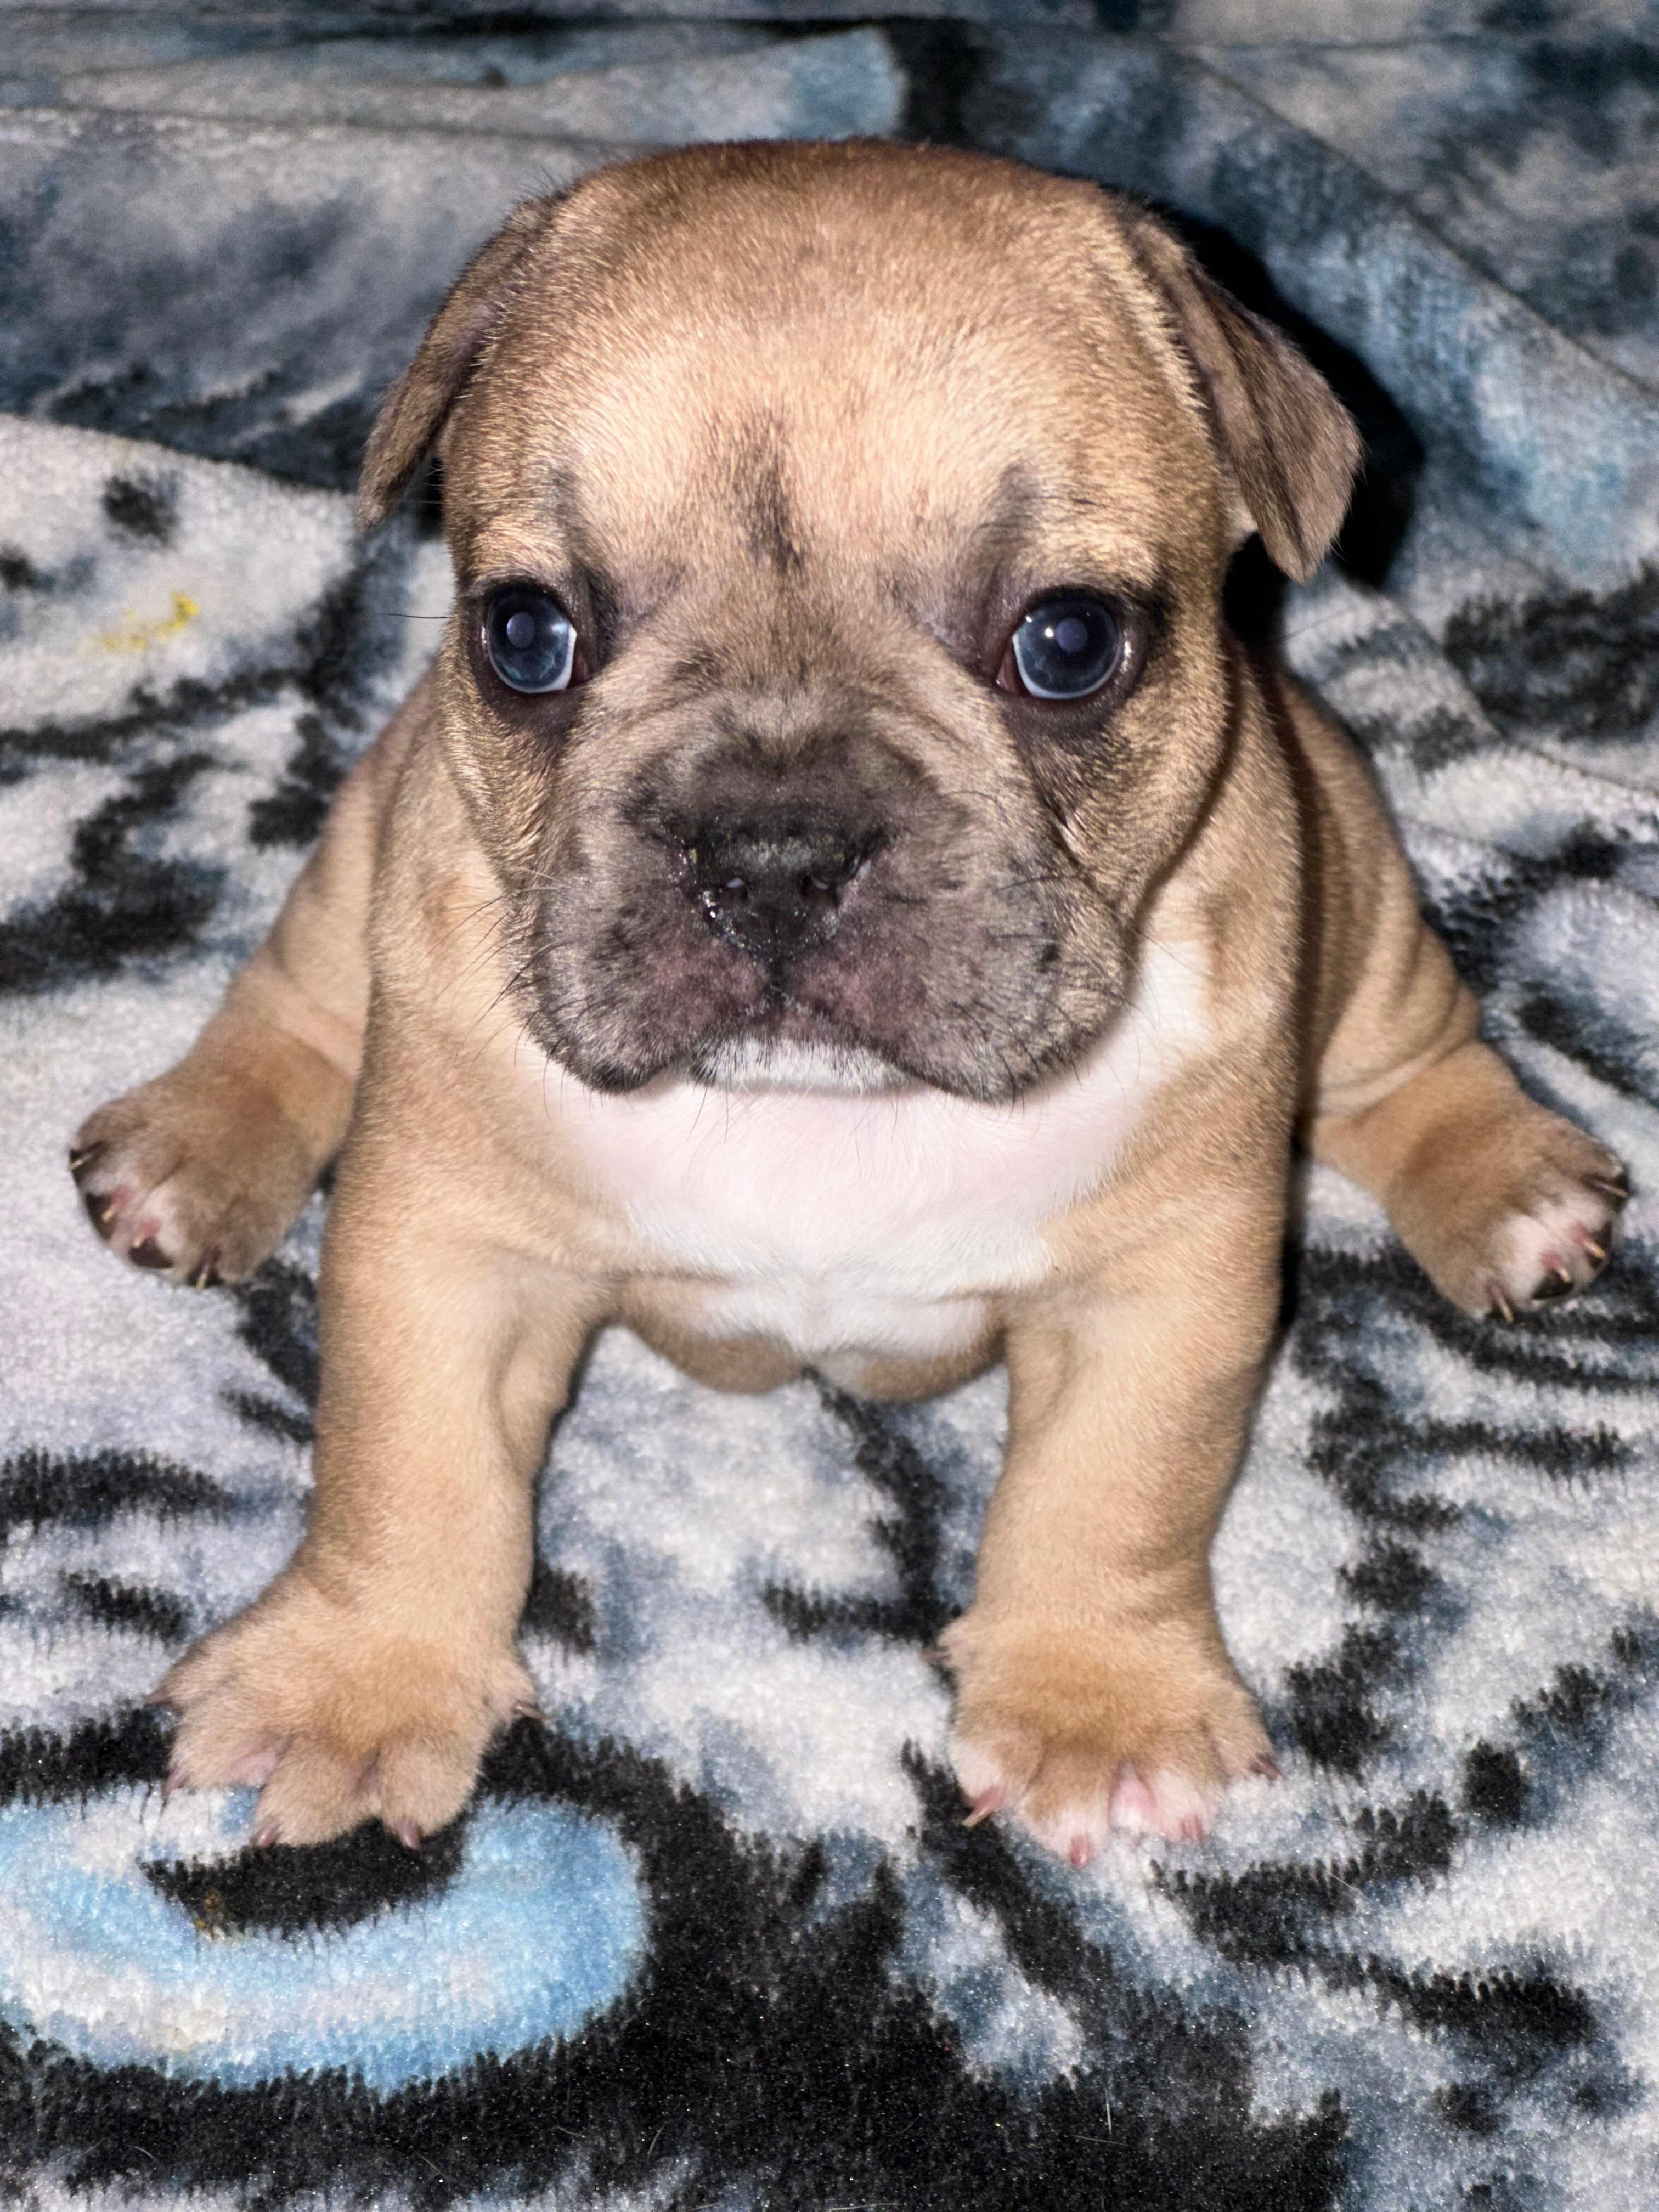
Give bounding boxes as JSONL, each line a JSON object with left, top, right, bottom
{"left": 1297, "top": 707, "right": 1625, "bottom": 1318}
{"left": 69, "top": 684, "right": 424, "bottom": 1285}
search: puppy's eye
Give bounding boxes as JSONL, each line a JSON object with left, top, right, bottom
{"left": 1000, "top": 596, "right": 1124, "bottom": 701}
{"left": 482, "top": 585, "right": 577, "bottom": 695}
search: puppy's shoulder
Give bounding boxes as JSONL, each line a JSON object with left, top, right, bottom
{"left": 362, "top": 676, "right": 501, "bottom": 1003}
{"left": 1159, "top": 641, "right": 1306, "bottom": 1001}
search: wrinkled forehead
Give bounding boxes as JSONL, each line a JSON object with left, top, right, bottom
{"left": 448, "top": 167, "right": 1214, "bottom": 597}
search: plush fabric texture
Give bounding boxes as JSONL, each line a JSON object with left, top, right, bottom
{"left": 2, "top": 10, "right": 1657, "bottom": 2207}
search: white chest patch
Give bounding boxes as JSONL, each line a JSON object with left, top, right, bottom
{"left": 546, "top": 940, "right": 1210, "bottom": 1361}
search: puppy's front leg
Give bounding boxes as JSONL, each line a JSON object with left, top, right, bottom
{"left": 158, "top": 1142, "right": 597, "bottom": 1849}
{"left": 944, "top": 1200, "right": 1279, "bottom": 1862}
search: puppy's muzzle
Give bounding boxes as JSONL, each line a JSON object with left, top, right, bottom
{"left": 679, "top": 815, "right": 877, "bottom": 969}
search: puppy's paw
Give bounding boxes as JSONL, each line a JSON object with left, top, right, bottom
{"left": 70, "top": 1057, "right": 331, "bottom": 1285}
{"left": 941, "top": 1615, "right": 1274, "bottom": 1865}
{"left": 1480, "top": 1154, "right": 1626, "bottom": 1318}
{"left": 154, "top": 1572, "right": 534, "bottom": 1847}
{"left": 1392, "top": 1105, "right": 1626, "bottom": 1319}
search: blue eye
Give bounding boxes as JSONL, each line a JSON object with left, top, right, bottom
{"left": 1008, "top": 596, "right": 1124, "bottom": 701}
{"left": 483, "top": 585, "right": 577, "bottom": 694}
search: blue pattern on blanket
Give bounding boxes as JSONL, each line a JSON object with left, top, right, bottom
{"left": 0, "top": 1792, "right": 644, "bottom": 2091}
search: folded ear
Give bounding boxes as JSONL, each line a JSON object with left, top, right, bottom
{"left": 356, "top": 191, "right": 570, "bottom": 533}
{"left": 1122, "top": 208, "right": 1362, "bottom": 583}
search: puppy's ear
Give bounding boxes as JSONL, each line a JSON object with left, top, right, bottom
{"left": 356, "top": 193, "right": 567, "bottom": 533}
{"left": 1122, "top": 210, "right": 1361, "bottom": 582}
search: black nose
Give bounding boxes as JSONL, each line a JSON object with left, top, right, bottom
{"left": 685, "top": 819, "right": 867, "bottom": 965}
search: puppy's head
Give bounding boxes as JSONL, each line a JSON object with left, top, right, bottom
{"left": 360, "top": 140, "right": 1358, "bottom": 1101}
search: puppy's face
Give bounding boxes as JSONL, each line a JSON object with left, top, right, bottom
{"left": 376, "top": 144, "right": 1352, "bottom": 1100}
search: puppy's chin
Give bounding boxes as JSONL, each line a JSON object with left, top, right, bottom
{"left": 685, "top": 1035, "right": 912, "bottom": 1096}
{"left": 527, "top": 991, "right": 1133, "bottom": 1105}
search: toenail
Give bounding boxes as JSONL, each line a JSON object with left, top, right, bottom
{"left": 81, "top": 1188, "right": 114, "bottom": 1234}
{"left": 394, "top": 1821, "right": 423, "bottom": 1852}
{"left": 1587, "top": 1173, "right": 1628, "bottom": 1203}
{"left": 129, "top": 1238, "right": 172, "bottom": 1271}
{"left": 962, "top": 1786, "right": 1006, "bottom": 1829}
{"left": 251, "top": 1822, "right": 281, "bottom": 1849}
{"left": 1532, "top": 1272, "right": 1575, "bottom": 1304}
{"left": 1251, "top": 1754, "right": 1282, "bottom": 1782}
{"left": 1068, "top": 1835, "right": 1093, "bottom": 1868}
{"left": 67, "top": 1143, "right": 104, "bottom": 1176}
{"left": 188, "top": 1252, "right": 222, "bottom": 1290}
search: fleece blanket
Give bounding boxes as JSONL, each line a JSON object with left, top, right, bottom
{"left": 2, "top": 10, "right": 1658, "bottom": 2208}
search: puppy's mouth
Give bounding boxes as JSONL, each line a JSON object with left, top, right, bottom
{"left": 522, "top": 900, "right": 1125, "bottom": 1104}
{"left": 531, "top": 969, "right": 936, "bottom": 1099}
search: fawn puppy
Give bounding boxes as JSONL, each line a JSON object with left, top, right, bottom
{"left": 72, "top": 141, "right": 1624, "bottom": 1860}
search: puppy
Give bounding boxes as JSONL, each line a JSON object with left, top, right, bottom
{"left": 70, "top": 139, "right": 1625, "bottom": 1861}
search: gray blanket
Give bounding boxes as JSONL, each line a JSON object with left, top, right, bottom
{"left": 2, "top": 10, "right": 1657, "bottom": 2208}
